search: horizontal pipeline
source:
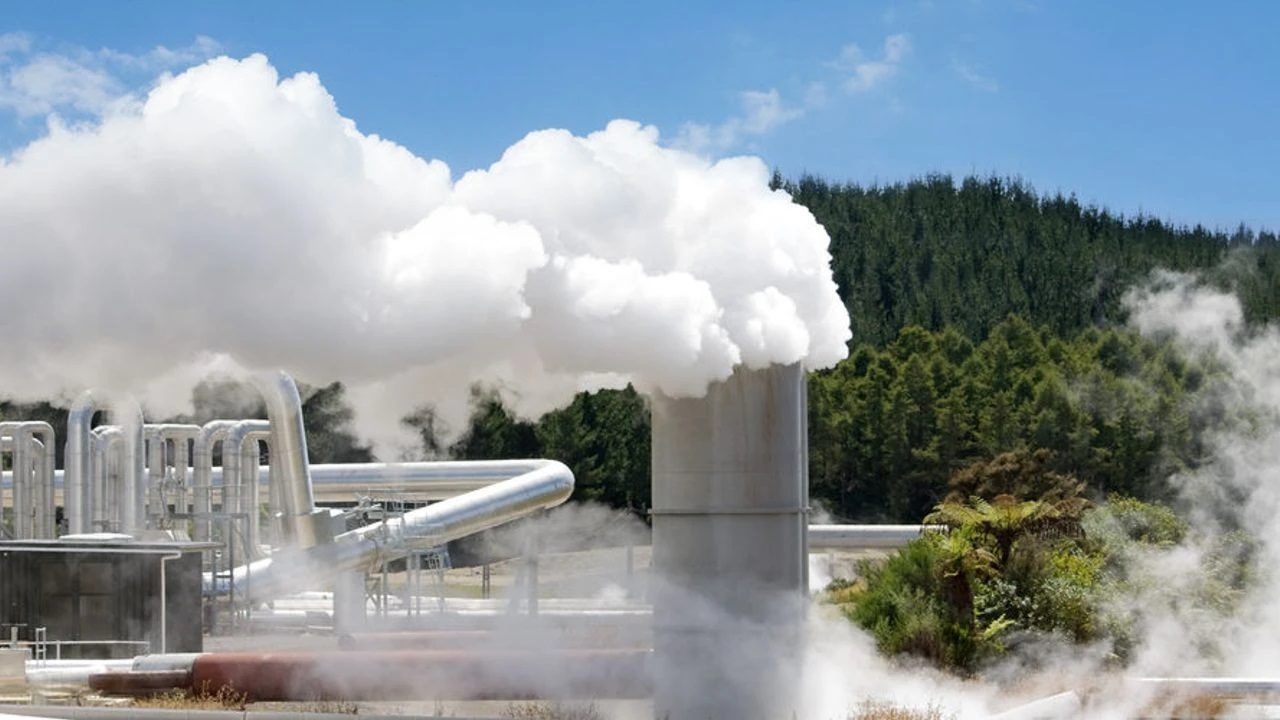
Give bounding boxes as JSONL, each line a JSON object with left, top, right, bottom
{"left": 2, "top": 460, "right": 564, "bottom": 503}
{"left": 90, "top": 650, "right": 652, "bottom": 701}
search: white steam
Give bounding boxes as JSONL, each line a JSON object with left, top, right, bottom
{"left": 1122, "top": 271, "right": 1280, "bottom": 680}
{"left": 0, "top": 53, "right": 850, "bottom": 453}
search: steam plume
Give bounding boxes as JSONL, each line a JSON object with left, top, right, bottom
{"left": 0, "top": 54, "right": 850, "bottom": 453}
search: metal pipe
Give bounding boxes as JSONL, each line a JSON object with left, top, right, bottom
{"left": 144, "top": 426, "right": 164, "bottom": 520}
{"left": 208, "top": 460, "right": 574, "bottom": 603}
{"left": 91, "top": 427, "right": 124, "bottom": 532}
{"left": 32, "top": 426, "right": 55, "bottom": 538}
{"left": 158, "top": 551, "right": 182, "bottom": 654}
{"left": 807, "top": 524, "right": 939, "bottom": 550}
{"left": 223, "top": 421, "right": 269, "bottom": 561}
{"left": 0, "top": 423, "right": 31, "bottom": 539}
{"left": 86, "top": 649, "right": 650, "bottom": 701}
{"left": 161, "top": 425, "right": 200, "bottom": 521}
{"left": 0, "top": 423, "right": 26, "bottom": 538}
{"left": 193, "top": 420, "right": 238, "bottom": 543}
{"left": 142, "top": 424, "right": 201, "bottom": 530}
{"left": 10, "top": 423, "right": 55, "bottom": 539}
{"left": 66, "top": 394, "right": 143, "bottom": 535}
{"left": 251, "top": 371, "right": 325, "bottom": 549}
{"left": 66, "top": 392, "right": 96, "bottom": 535}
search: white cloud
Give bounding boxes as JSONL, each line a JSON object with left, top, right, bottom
{"left": 836, "top": 33, "right": 912, "bottom": 93}
{"left": 675, "top": 87, "right": 805, "bottom": 153}
{"left": 954, "top": 60, "right": 999, "bottom": 92}
{"left": 0, "top": 53, "right": 120, "bottom": 116}
{"left": 0, "top": 32, "right": 32, "bottom": 58}
{"left": 0, "top": 34, "right": 221, "bottom": 118}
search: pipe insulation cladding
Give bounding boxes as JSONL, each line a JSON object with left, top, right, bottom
{"left": 650, "top": 363, "right": 809, "bottom": 720}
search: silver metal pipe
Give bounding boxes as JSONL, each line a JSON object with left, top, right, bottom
{"left": 807, "top": 524, "right": 939, "bottom": 550}
{"left": 239, "top": 431, "right": 271, "bottom": 558}
{"left": 208, "top": 460, "right": 574, "bottom": 603}
{"left": 145, "top": 425, "right": 165, "bottom": 519}
{"left": 30, "top": 424, "right": 55, "bottom": 538}
{"left": 162, "top": 425, "right": 200, "bottom": 518}
{"left": 8, "top": 460, "right": 576, "bottom": 506}
{"left": 0, "top": 422, "right": 26, "bottom": 538}
{"left": 66, "top": 392, "right": 97, "bottom": 535}
{"left": 251, "top": 371, "right": 325, "bottom": 549}
{"left": 193, "top": 420, "right": 238, "bottom": 542}
{"left": 66, "top": 394, "right": 143, "bottom": 535}
{"left": 144, "top": 424, "right": 202, "bottom": 526}
{"left": 223, "top": 420, "right": 269, "bottom": 561}
{"left": 0, "top": 422, "right": 54, "bottom": 539}
{"left": 121, "top": 412, "right": 144, "bottom": 533}
{"left": 91, "top": 427, "right": 125, "bottom": 532}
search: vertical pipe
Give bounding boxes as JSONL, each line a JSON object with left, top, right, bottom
{"left": 650, "top": 364, "right": 809, "bottom": 720}
{"left": 145, "top": 426, "right": 165, "bottom": 521}
{"left": 121, "top": 410, "right": 145, "bottom": 533}
{"left": 160, "top": 425, "right": 201, "bottom": 523}
{"left": 35, "top": 427, "right": 55, "bottom": 538}
{"left": 66, "top": 392, "right": 97, "bottom": 535}
{"left": 194, "top": 421, "right": 238, "bottom": 543}
{"left": 68, "top": 396, "right": 143, "bottom": 535}
{"left": 0, "top": 423, "right": 22, "bottom": 538}
{"left": 92, "top": 427, "right": 125, "bottom": 532}
{"left": 223, "top": 421, "right": 269, "bottom": 562}
{"left": 251, "top": 371, "right": 325, "bottom": 549}
{"left": 11, "top": 423, "right": 30, "bottom": 538}
{"left": 239, "top": 432, "right": 270, "bottom": 560}
{"left": 25, "top": 437, "right": 46, "bottom": 538}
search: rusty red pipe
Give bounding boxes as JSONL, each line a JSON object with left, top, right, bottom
{"left": 91, "top": 650, "right": 652, "bottom": 701}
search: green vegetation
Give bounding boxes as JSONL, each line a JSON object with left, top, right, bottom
{"left": 825, "top": 450, "right": 1252, "bottom": 674}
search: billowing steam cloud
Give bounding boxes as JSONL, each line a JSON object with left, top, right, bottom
{"left": 0, "top": 54, "right": 850, "bottom": 453}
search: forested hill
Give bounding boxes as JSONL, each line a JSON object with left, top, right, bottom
{"left": 779, "top": 173, "right": 1280, "bottom": 345}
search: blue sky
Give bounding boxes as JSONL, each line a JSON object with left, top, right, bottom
{"left": 2, "top": 1, "right": 1276, "bottom": 232}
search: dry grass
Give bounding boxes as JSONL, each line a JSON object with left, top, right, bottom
{"left": 133, "top": 684, "right": 247, "bottom": 710}
{"left": 502, "top": 700, "right": 607, "bottom": 720}
{"left": 849, "top": 699, "right": 956, "bottom": 720}
{"left": 1136, "top": 692, "right": 1232, "bottom": 719}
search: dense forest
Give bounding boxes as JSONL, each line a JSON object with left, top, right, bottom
{"left": 4, "top": 174, "right": 1275, "bottom": 524}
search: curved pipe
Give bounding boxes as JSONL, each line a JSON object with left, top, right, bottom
{"left": 223, "top": 421, "right": 269, "bottom": 561}
{"left": 23, "top": 425, "right": 53, "bottom": 538}
{"left": 251, "top": 371, "right": 325, "bottom": 549}
{"left": 208, "top": 460, "right": 574, "bottom": 602}
{"left": 91, "top": 427, "right": 125, "bottom": 532}
{"left": 67, "top": 394, "right": 143, "bottom": 535}
{"left": 143, "top": 424, "right": 201, "bottom": 523}
{"left": 0, "top": 428, "right": 48, "bottom": 539}
{"left": 193, "top": 420, "right": 239, "bottom": 543}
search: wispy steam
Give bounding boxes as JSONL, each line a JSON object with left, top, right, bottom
{"left": 0, "top": 53, "right": 850, "bottom": 454}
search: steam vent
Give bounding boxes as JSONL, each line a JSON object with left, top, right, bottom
{"left": 650, "top": 363, "right": 809, "bottom": 720}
